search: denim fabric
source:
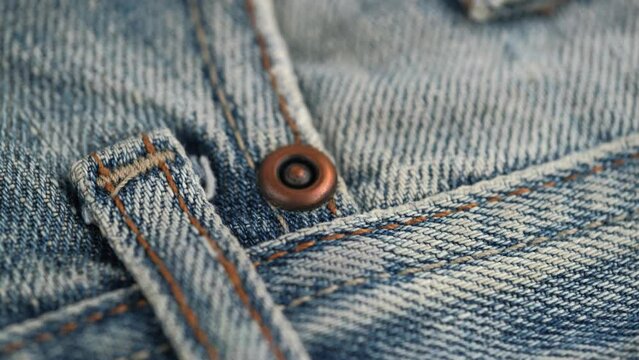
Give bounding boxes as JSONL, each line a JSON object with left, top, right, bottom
{"left": 249, "top": 135, "right": 639, "bottom": 358}
{"left": 71, "top": 130, "right": 308, "bottom": 360}
{"left": 275, "top": 0, "right": 639, "bottom": 211}
{"left": 0, "top": 287, "right": 175, "bottom": 360}
{"left": 0, "top": 0, "right": 358, "bottom": 249}
{"left": 0, "top": 135, "right": 132, "bottom": 328}
{"left": 1, "top": 0, "right": 638, "bottom": 359}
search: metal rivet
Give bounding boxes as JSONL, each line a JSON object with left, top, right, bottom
{"left": 258, "top": 144, "right": 337, "bottom": 211}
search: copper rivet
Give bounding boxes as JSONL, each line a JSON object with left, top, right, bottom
{"left": 258, "top": 144, "right": 337, "bottom": 211}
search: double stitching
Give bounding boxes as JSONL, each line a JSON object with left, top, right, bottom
{"left": 93, "top": 150, "right": 219, "bottom": 360}
{"left": 141, "top": 135, "right": 286, "bottom": 360}
{"left": 253, "top": 151, "right": 639, "bottom": 267}
{"left": 283, "top": 209, "right": 638, "bottom": 308}
{"left": 244, "top": 0, "right": 301, "bottom": 145}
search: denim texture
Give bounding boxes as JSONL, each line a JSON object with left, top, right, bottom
{"left": 250, "top": 134, "right": 639, "bottom": 358}
{"left": 0, "top": 135, "right": 132, "bottom": 328}
{"left": 71, "top": 130, "right": 308, "bottom": 360}
{"left": 1, "top": 0, "right": 638, "bottom": 359}
{"left": 0, "top": 0, "right": 358, "bottom": 249}
{"left": 275, "top": 0, "right": 639, "bottom": 211}
{"left": 0, "top": 286, "right": 175, "bottom": 360}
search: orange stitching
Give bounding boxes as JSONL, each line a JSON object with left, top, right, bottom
{"left": 141, "top": 135, "right": 285, "bottom": 360}
{"left": 186, "top": 0, "right": 255, "bottom": 169}
{"left": 327, "top": 197, "right": 338, "bottom": 216}
{"left": 457, "top": 203, "right": 478, "bottom": 211}
{"left": 433, "top": 210, "right": 453, "bottom": 218}
{"left": 245, "top": 0, "right": 301, "bottom": 145}
{"left": 35, "top": 333, "right": 53, "bottom": 343}
{"left": 267, "top": 250, "right": 288, "bottom": 262}
{"left": 254, "top": 152, "right": 639, "bottom": 268}
{"left": 245, "top": 0, "right": 343, "bottom": 217}
{"left": 110, "top": 304, "right": 129, "bottom": 315}
{"left": 93, "top": 152, "right": 218, "bottom": 360}
{"left": 507, "top": 187, "right": 531, "bottom": 196}
{"left": 186, "top": 0, "right": 290, "bottom": 233}
{"left": 295, "top": 241, "right": 316, "bottom": 252}
{"left": 285, "top": 208, "right": 638, "bottom": 308}
{"left": 323, "top": 233, "right": 345, "bottom": 241}
{"left": 1, "top": 297, "right": 149, "bottom": 355}
{"left": 86, "top": 312, "right": 104, "bottom": 323}
{"left": 59, "top": 322, "right": 78, "bottom": 334}
{"left": 404, "top": 216, "right": 428, "bottom": 225}
{"left": 352, "top": 228, "right": 373, "bottom": 235}
{"left": 563, "top": 174, "right": 578, "bottom": 181}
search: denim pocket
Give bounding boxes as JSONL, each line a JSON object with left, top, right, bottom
{"left": 69, "top": 129, "right": 308, "bottom": 360}
{"left": 249, "top": 134, "right": 639, "bottom": 359}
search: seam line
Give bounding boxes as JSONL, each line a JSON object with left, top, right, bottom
{"left": 1, "top": 297, "right": 149, "bottom": 355}
{"left": 254, "top": 151, "right": 639, "bottom": 267}
{"left": 245, "top": 0, "right": 301, "bottom": 145}
{"left": 284, "top": 208, "right": 638, "bottom": 308}
{"left": 93, "top": 151, "right": 218, "bottom": 360}
{"left": 187, "top": 0, "right": 290, "bottom": 232}
{"left": 244, "top": 0, "right": 339, "bottom": 216}
{"left": 141, "top": 134, "right": 286, "bottom": 360}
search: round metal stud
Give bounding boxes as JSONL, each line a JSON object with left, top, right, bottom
{"left": 258, "top": 144, "right": 337, "bottom": 211}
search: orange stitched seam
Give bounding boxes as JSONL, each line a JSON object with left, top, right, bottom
{"left": 187, "top": 0, "right": 291, "bottom": 233}
{"left": 1, "top": 298, "right": 148, "bottom": 355}
{"left": 141, "top": 135, "right": 286, "bottom": 360}
{"left": 245, "top": 0, "right": 301, "bottom": 145}
{"left": 186, "top": 0, "right": 255, "bottom": 170}
{"left": 244, "top": 0, "right": 340, "bottom": 217}
{"left": 92, "top": 152, "right": 218, "bottom": 360}
{"left": 284, "top": 208, "right": 638, "bottom": 308}
{"left": 253, "top": 151, "right": 639, "bottom": 268}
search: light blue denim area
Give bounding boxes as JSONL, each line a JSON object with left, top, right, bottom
{"left": 0, "top": 0, "right": 638, "bottom": 359}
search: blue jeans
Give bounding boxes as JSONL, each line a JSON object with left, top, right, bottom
{"left": 1, "top": 0, "right": 638, "bottom": 358}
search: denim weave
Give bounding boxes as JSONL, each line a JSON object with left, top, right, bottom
{"left": 275, "top": 0, "right": 639, "bottom": 211}
{"left": 70, "top": 130, "right": 308, "bottom": 360}
{"left": 1, "top": 0, "right": 638, "bottom": 359}
{"left": 249, "top": 135, "right": 639, "bottom": 358}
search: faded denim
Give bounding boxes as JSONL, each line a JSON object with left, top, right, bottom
{"left": 1, "top": 0, "right": 638, "bottom": 359}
